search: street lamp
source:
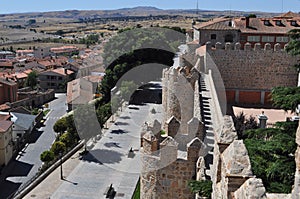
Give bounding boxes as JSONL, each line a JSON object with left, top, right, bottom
{"left": 59, "top": 152, "right": 63, "bottom": 180}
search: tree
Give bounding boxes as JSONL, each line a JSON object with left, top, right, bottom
{"left": 40, "top": 150, "right": 54, "bottom": 166}
{"left": 243, "top": 120, "right": 298, "bottom": 193}
{"left": 248, "top": 14, "right": 257, "bottom": 18}
{"left": 285, "top": 29, "right": 300, "bottom": 68}
{"left": 51, "top": 141, "right": 66, "bottom": 156}
{"left": 188, "top": 180, "right": 212, "bottom": 198}
{"left": 59, "top": 132, "right": 75, "bottom": 148}
{"left": 233, "top": 112, "right": 258, "bottom": 139}
{"left": 111, "top": 95, "right": 121, "bottom": 121}
{"left": 270, "top": 29, "right": 300, "bottom": 112}
{"left": 120, "top": 81, "right": 138, "bottom": 102}
{"left": 53, "top": 117, "right": 68, "bottom": 134}
{"left": 25, "top": 71, "right": 38, "bottom": 89}
{"left": 96, "top": 103, "right": 112, "bottom": 127}
{"left": 271, "top": 87, "right": 300, "bottom": 112}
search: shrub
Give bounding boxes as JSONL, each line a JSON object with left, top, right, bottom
{"left": 51, "top": 141, "right": 66, "bottom": 156}
{"left": 188, "top": 180, "right": 212, "bottom": 198}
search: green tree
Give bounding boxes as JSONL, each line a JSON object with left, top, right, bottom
{"left": 244, "top": 121, "right": 298, "bottom": 193}
{"left": 188, "top": 180, "right": 212, "bottom": 198}
{"left": 248, "top": 14, "right": 257, "bottom": 18}
{"left": 271, "top": 87, "right": 300, "bottom": 112}
{"left": 271, "top": 29, "right": 300, "bottom": 112}
{"left": 285, "top": 29, "right": 300, "bottom": 70}
{"left": 53, "top": 117, "right": 68, "bottom": 134}
{"left": 120, "top": 81, "right": 138, "bottom": 102}
{"left": 51, "top": 141, "right": 66, "bottom": 156}
{"left": 25, "top": 71, "right": 38, "bottom": 89}
{"left": 96, "top": 103, "right": 112, "bottom": 127}
{"left": 59, "top": 132, "right": 75, "bottom": 148}
{"left": 111, "top": 95, "right": 121, "bottom": 121}
{"left": 40, "top": 150, "right": 55, "bottom": 166}
{"left": 233, "top": 112, "right": 258, "bottom": 139}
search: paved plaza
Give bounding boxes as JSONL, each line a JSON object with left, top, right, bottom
{"left": 24, "top": 102, "right": 163, "bottom": 199}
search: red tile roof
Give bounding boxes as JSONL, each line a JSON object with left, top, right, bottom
{"left": 193, "top": 17, "right": 238, "bottom": 30}
{"left": 234, "top": 17, "right": 300, "bottom": 34}
{"left": 0, "top": 120, "right": 13, "bottom": 133}
{"left": 51, "top": 68, "right": 74, "bottom": 76}
{"left": 0, "top": 114, "right": 10, "bottom": 121}
{"left": 193, "top": 12, "right": 300, "bottom": 34}
{"left": 0, "top": 62, "right": 13, "bottom": 68}
{"left": 0, "top": 104, "right": 10, "bottom": 111}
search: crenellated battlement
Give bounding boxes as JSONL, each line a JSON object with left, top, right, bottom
{"left": 206, "top": 41, "right": 289, "bottom": 52}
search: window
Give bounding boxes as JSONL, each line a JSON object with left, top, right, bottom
{"left": 211, "top": 34, "right": 217, "bottom": 40}
{"left": 275, "top": 20, "right": 282, "bottom": 26}
{"left": 58, "top": 77, "right": 63, "bottom": 80}
{"left": 47, "top": 82, "right": 51, "bottom": 86}
{"left": 51, "top": 83, "right": 56, "bottom": 86}
{"left": 262, "top": 36, "right": 274, "bottom": 42}
{"left": 276, "top": 36, "right": 289, "bottom": 43}
{"left": 291, "top": 21, "right": 298, "bottom": 26}
{"left": 264, "top": 20, "right": 271, "bottom": 26}
{"left": 47, "top": 75, "right": 50, "bottom": 79}
{"left": 247, "top": 36, "right": 260, "bottom": 42}
{"left": 240, "top": 36, "right": 247, "bottom": 41}
{"left": 225, "top": 34, "right": 234, "bottom": 43}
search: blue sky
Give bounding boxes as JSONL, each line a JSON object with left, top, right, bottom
{"left": 0, "top": 0, "right": 299, "bottom": 14}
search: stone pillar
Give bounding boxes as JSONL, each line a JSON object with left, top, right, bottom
{"left": 225, "top": 42, "right": 231, "bottom": 50}
{"left": 187, "top": 117, "right": 204, "bottom": 140}
{"left": 160, "top": 136, "right": 178, "bottom": 167}
{"left": 254, "top": 43, "right": 261, "bottom": 51}
{"left": 234, "top": 42, "right": 241, "bottom": 50}
{"left": 165, "top": 116, "right": 180, "bottom": 138}
{"left": 142, "top": 131, "right": 158, "bottom": 154}
{"left": 215, "top": 42, "right": 222, "bottom": 50}
{"left": 258, "top": 111, "right": 268, "bottom": 128}
{"left": 244, "top": 42, "right": 251, "bottom": 51}
{"left": 175, "top": 72, "right": 195, "bottom": 133}
{"left": 187, "top": 137, "right": 203, "bottom": 162}
{"left": 234, "top": 178, "right": 267, "bottom": 199}
{"left": 274, "top": 43, "right": 281, "bottom": 52}
{"left": 264, "top": 43, "right": 271, "bottom": 51}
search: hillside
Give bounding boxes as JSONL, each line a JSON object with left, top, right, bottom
{"left": 0, "top": 6, "right": 280, "bottom": 22}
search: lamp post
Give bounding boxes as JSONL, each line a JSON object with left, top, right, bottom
{"left": 59, "top": 152, "right": 63, "bottom": 180}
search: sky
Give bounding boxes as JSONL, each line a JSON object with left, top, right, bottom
{"left": 0, "top": 0, "right": 299, "bottom": 14}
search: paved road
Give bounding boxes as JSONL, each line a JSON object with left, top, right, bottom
{"left": 46, "top": 103, "right": 163, "bottom": 199}
{"left": 0, "top": 94, "right": 67, "bottom": 199}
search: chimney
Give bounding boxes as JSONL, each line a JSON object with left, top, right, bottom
{"left": 64, "top": 68, "right": 67, "bottom": 75}
{"left": 246, "top": 17, "right": 250, "bottom": 27}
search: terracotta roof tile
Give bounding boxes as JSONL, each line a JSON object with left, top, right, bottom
{"left": 0, "top": 120, "right": 13, "bottom": 133}
{"left": 193, "top": 17, "right": 237, "bottom": 30}
{"left": 234, "top": 17, "right": 300, "bottom": 34}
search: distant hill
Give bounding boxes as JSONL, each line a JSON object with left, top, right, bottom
{"left": 0, "top": 7, "right": 279, "bottom": 22}
{"left": 117, "top": 6, "right": 162, "bottom": 11}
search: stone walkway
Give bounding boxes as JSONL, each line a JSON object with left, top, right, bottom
{"left": 24, "top": 103, "right": 163, "bottom": 199}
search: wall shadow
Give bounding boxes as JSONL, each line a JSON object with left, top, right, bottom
{"left": 81, "top": 149, "right": 124, "bottom": 165}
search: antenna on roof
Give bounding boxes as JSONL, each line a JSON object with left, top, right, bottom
{"left": 281, "top": 0, "right": 284, "bottom": 13}
{"left": 196, "top": 0, "right": 199, "bottom": 16}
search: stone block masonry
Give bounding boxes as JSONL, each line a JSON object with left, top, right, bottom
{"left": 206, "top": 42, "right": 299, "bottom": 105}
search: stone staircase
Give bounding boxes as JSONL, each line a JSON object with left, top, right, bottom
{"left": 199, "top": 73, "right": 217, "bottom": 179}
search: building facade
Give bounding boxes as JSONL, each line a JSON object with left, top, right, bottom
{"left": 0, "top": 78, "right": 18, "bottom": 104}
{"left": 38, "top": 68, "right": 74, "bottom": 92}
{"left": 193, "top": 12, "right": 300, "bottom": 49}
{"left": 0, "top": 120, "right": 13, "bottom": 166}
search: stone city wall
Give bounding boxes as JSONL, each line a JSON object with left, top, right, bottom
{"left": 204, "top": 42, "right": 299, "bottom": 105}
